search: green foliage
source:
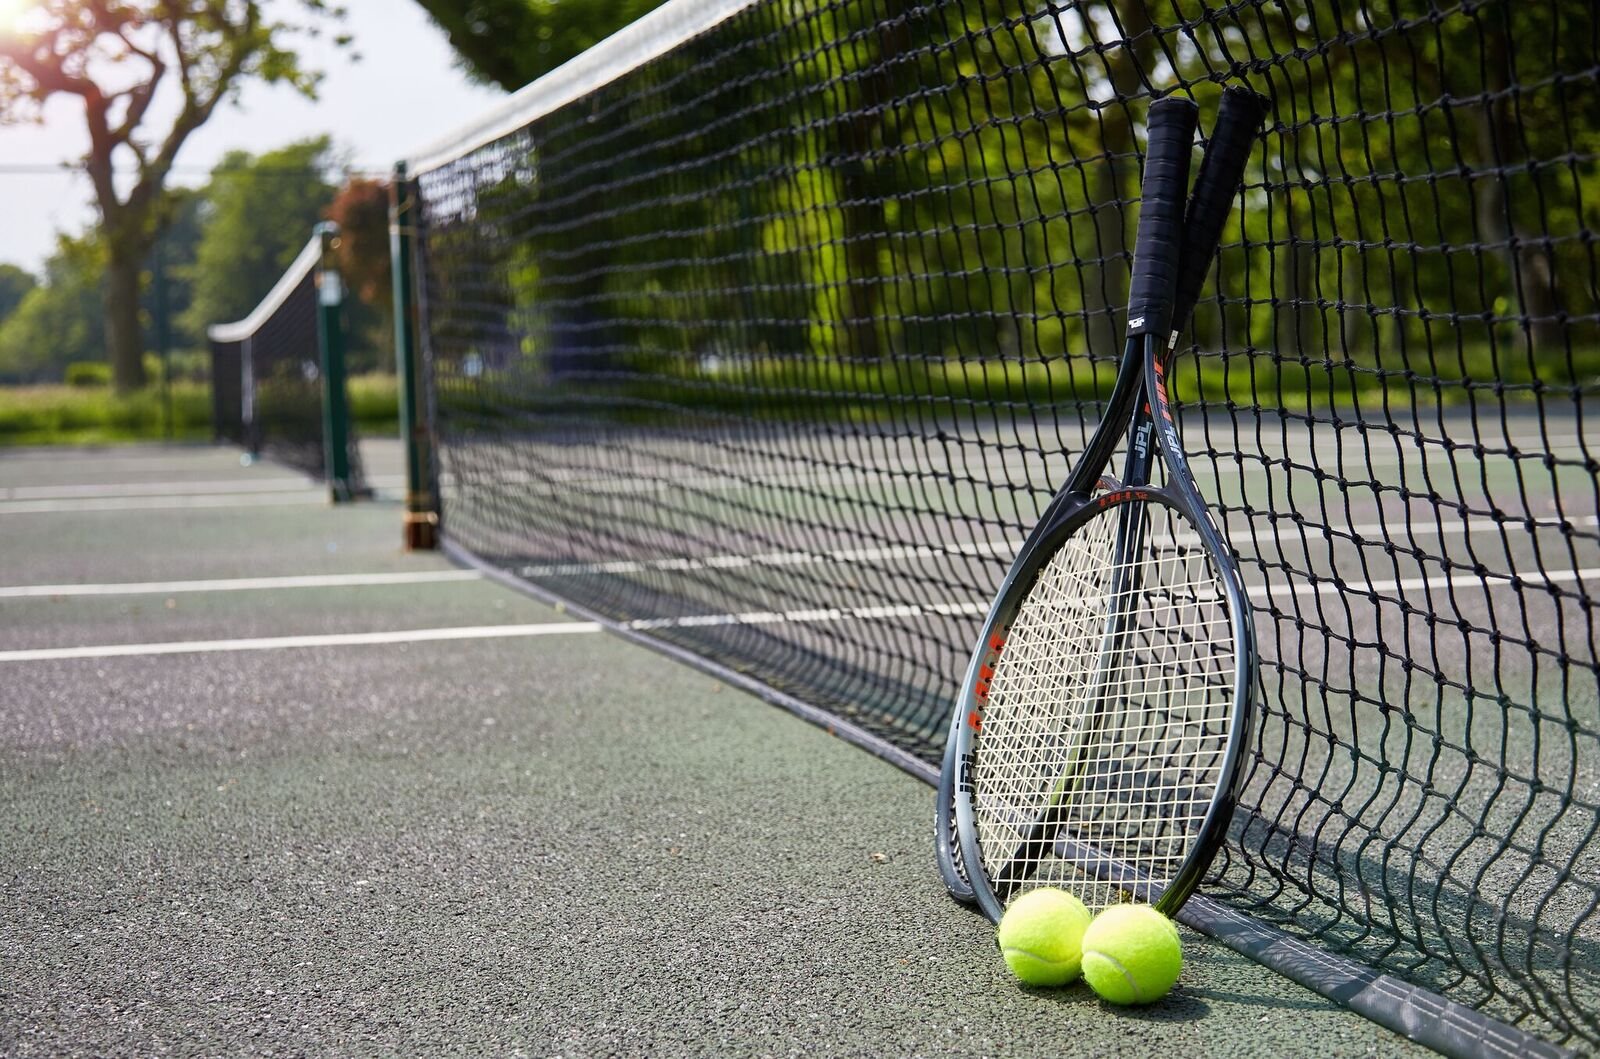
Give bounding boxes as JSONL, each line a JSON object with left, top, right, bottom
{"left": 0, "top": 383, "right": 213, "bottom": 444}
{"left": 146, "top": 188, "right": 207, "bottom": 350}
{"left": 64, "top": 362, "right": 111, "bottom": 387}
{"left": 179, "top": 138, "right": 337, "bottom": 336}
{"left": 347, "top": 373, "right": 400, "bottom": 432}
{"left": 0, "top": 372, "right": 397, "bottom": 445}
{"left": 0, "top": 264, "right": 36, "bottom": 324}
{"left": 0, "top": 234, "right": 106, "bottom": 383}
{"left": 324, "top": 178, "right": 395, "bottom": 371}
{"left": 0, "top": 1, "right": 349, "bottom": 389}
{"left": 423, "top": 0, "right": 1600, "bottom": 420}
{"left": 413, "top": 0, "right": 668, "bottom": 89}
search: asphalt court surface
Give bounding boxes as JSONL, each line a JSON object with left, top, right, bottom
{"left": 2, "top": 443, "right": 1441, "bottom": 1055}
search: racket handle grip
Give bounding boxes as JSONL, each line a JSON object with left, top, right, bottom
{"left": 1173, "top": 86, "right": 1269, "bottom": 330}
{"left": 1127, "top": 96, "right": 1199, "bottom": 339}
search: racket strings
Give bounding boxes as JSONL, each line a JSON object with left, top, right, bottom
{"left": 971, "top": 501, "right": 1236, "bottom": 912}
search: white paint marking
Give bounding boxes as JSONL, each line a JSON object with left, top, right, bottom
{"left": 7, "top": 562, "right": 1587, "bottom": 664}
{"left": 0, "top": 622, "right": 600, "bottom": 664}
{"left": 1266, "top": 565, "right": 1598, "bottom": 601}
{"left": 0, "top": 493, "right": 329, "bottom": 515}
{"left": 512, "top": 514, "right": 1598, "bottom": 581}
{"left": 2, "top": 477, "right": 319, "bottom": 500}
{"left": 0, "top": 570, "right": 481, "bottom": 599}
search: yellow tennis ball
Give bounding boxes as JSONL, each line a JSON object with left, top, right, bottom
{"left": 1080, "top": 904, "right": 1183, "bottom": 1004}
{"left": 996, "top": 887, "right": 1092, "bottom": 987}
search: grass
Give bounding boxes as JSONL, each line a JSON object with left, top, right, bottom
{"left": 0, "top": 373, "right": 400, "bottom": 447}
{"left": 12, "top": 347, "right": 1589, "bottom": 446}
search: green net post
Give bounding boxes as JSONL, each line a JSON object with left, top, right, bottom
{"left": 390, "top": 164, "right": 438, "bottom": 549}
{"left": 313, "top": 222, "right": 357, "bottom": 503}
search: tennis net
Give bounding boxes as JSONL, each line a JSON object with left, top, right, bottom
{"left": 209, "top": 226, "right": 366, "bottom": 499}
{"left": 401, "top": 0, "right": 1599, "bottom": 1049}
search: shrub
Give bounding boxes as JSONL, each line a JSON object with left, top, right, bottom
{"left": 64, "top": 361, "right": 111, "bottom": 387}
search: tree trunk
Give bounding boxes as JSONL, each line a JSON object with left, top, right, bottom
{"left": 1472, "top": 11, "right": 1561, "bottom": 357}
{"left": 1276, "top": 192, "right": 1317, "bottom": 360}
{"left": 1083, "top": 119, "right": 1132, "bottom": 361}
{"left": 105, "top": 251, "right": 147, "bottom": 392}
{"left": 833, "top": 4, "right": 910, "bottom": 360}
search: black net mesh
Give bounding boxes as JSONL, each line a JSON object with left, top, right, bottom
{"left": 409, "top": 0, "right": 1599, "bottom": 1047}
{"left": 208, "top": 261, "right": 366, "bottom": 491}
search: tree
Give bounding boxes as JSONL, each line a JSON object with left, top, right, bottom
{"left": 411, "top": 0, "right": 665, "bottom": 90}
{"left": 145, "top": 186, "right": 205, "bottom": 351}
{"left": 179, "top": 138, "right": 336, "bottom": 339}
{"left": 0, "top": 234, "right": 105, "bottom": 382}
{"left": 323, "top": 177, "right": 392, "bottom": 370}
{"left": 0, "top": 263, "right": 36, "bottom": 324}
{"left": 0, "top": 1, "right": 348, "bottom": 391}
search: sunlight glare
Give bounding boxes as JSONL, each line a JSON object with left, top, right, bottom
{"left": 0, "top": 0, "right": 32, "bottom": 34}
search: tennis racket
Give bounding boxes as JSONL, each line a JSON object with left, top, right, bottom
{"left": 937, "top": 87, "right": 1267, "bottom": 923}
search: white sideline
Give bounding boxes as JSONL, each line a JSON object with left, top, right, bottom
{"left": 2, "top": 477, "right": 314, "bottom": 500}
{"left": 0, "top": 570, "right": 481, "bottom": 599}
{"left": 0, "top": 622, "right": 601, "bottom": 663}
{"left": 4, "top": 561, "right": 1589, "bottom": 663}
{"left": 0, "top": 493, "right": 330, "bottom": 515}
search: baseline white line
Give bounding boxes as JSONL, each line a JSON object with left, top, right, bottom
{"left": 0, "top": 622, "right": 600, "bottom": 663}
{"left": 0, "top": 570, "right": 482, "bottom": 599}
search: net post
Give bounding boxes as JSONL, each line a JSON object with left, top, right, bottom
{"left": 313, "top": 222, "right": 357, "bottom": 502}
{"left": 390, "top": 163, "right": 438, "bottom": 550}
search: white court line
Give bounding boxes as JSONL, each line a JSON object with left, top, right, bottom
{"left": 7, "top": 564, "right": 1591, "bottom": 664}
{"left": 0, "top": 570, "right": 482, "bottom": 599}
{"left": 618, "top": 565, "right": 1600, "bottom": 634}
{"left": 625, "top": 600, "right": 985, "bottom": 631}
{"left": 2, "top": 477, "right": 318, "bottom": 500}
{"left": 1267, "top": 565, "right": 1598, "bottom": 601}
{"left": 514, "top": 514, "right": 1600, "bottom": 580}
{"left": 0, "top": 473, "right": 407, "bottom": 503}
{"left": 0, "top": 622, "right": 601, "bottom": 664}
{"left": 1, "top": 493, "right": 330, "bottom": 515}
{"left": 518, "top": 539, "right": 1015, "bottom": 578}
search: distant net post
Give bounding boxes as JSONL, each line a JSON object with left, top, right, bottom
{"left": 390, "top": 163, "right": 439, "bottom": 550}
{"left": 206, "top": 227, "right": 368, "bottom": 498}
{"left": 314, "top": 222, "right": 358, "bottom": 503}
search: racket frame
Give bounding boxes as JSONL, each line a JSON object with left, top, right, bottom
{"left": 938, "top": 88, "right": 1267, "bottom": 923}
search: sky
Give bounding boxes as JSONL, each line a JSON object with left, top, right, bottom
{"left": 0, "top": 0, "right": 507, "bottom": 273}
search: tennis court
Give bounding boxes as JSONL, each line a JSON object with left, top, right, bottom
{"left": 2, "top": 0, "right": 1597, "bottom": 1053}
{"left": 388, "top": 1, "right": 1600, "bottom": 1048}
{"left": 0, "top": 443, "right": 1433, "bottom": 1055}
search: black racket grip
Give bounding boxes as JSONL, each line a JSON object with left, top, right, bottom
{"left": 1173, "top": 86, "right": 1269, "bottom": 331}
{"left": 1127, "top": 96, "right": 1199, "bottom": 339}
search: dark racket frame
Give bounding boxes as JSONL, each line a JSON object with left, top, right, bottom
{"left": 936, "top": 88, "right": 1268, "bottom": 922}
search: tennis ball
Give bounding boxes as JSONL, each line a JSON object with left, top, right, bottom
{"left": 996, "top": 887, "right": 1092, "bottom": 987}
{"left": 1080, "top": 904, "right": 1183, "bottom": 1005}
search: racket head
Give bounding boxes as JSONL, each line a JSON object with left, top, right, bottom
{"left": 952, "top": 486, "right": 1254, "bottom": 924}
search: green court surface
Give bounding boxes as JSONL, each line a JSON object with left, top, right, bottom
{"left": 0, "top": 443, "right": 1435, "bottom": 1055}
